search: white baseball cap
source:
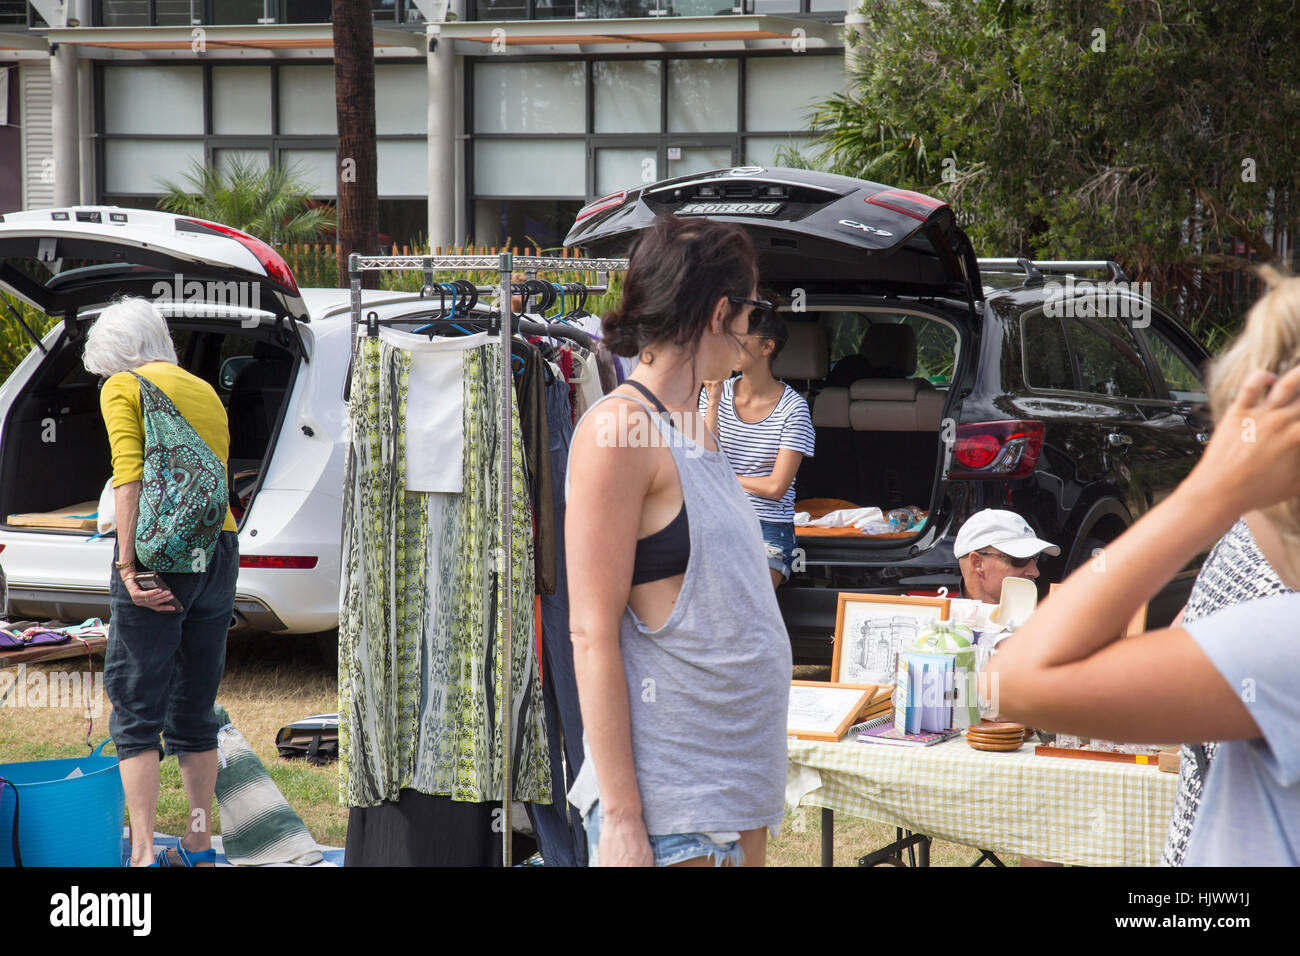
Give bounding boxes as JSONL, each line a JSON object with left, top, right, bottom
{"left": 954, "top": 509, "right": 1060, "bottom": 560}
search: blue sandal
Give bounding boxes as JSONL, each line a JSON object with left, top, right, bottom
{"left": 157, "top": 844, "right": 216, "bottom": 867}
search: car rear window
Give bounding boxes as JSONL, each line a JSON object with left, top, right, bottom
{"left": 1022, "top": 312, "right": 1073, "bottom": 391}
{"left": 1064, "top": 314, "right": 1154, "bottom": 399}
{"left": 823, "top": 311, "right": 958, "bottom": 386}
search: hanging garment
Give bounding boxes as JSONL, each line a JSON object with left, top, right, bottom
{"left": 403, "top": 346, "right": 465, "bottom": 493}
{"left": 344, "top": 789, "right": 502, "bottom": 867}
{"left": 525, "top": 376, "right": 589, "bottom": 867}
{"left": 512, "top": 339, "right": 556, "bottom": 596}
{"left": 593, "top": 344, "right": 619, "bottom": 396}
{"left": 338, "top": 328, "right": 551, "bottom": 810}
{"left": 570, "top": 350, "right": 605, "bottom": 421}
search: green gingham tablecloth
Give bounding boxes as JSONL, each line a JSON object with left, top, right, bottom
{"left": 786, "top": 737, "right": 1179, "bottom": 866}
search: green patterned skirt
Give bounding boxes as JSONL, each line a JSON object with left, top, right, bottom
{"left": 338, "top": 335, "right": 550, "bottom": 808}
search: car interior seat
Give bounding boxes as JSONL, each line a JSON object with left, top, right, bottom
{"left": 227, "top": 341, "right": 294, "bottom": 463}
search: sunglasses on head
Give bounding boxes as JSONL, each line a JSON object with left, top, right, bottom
{"left": 975, "top": 549, "right": 1034, "bottom": 568}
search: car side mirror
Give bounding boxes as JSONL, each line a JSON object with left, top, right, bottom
{"left": 220, "top": 355, "right": 255, "bottom": 391}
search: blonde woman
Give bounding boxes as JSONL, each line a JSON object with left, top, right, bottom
{"left": 992, "top": 267, "right": 1300, "bottom": 865}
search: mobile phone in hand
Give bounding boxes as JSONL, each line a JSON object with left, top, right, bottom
{"left": 131, "top": 571, "right": 182, "bottom": 612}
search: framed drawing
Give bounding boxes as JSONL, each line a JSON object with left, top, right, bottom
{"left": 831, "top": 594, "right": 949, "bottom": 684}
{"left": 787, "top": 681, "right": 879, "bottom": 741}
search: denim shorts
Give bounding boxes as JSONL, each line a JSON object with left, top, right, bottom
{"left": 759, "top": 520, "right": 797, "bottom": 581}
{"left": 103, "top": 532, "right": 239, "bottom": 761}
{"left": 583, "top": 802, "right": 746, "bottom": 867}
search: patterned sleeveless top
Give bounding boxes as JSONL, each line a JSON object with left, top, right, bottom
{"left": 1162, "top": 518, "right": 1294, "bottom": 866}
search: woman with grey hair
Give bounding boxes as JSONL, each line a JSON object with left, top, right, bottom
{"left": 84, "top": 296, "right": 238, "bottom": 868}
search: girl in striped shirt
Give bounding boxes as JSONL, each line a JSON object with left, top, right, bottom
{"left": 701, "top": 306, "right": 815, "bottom": 588}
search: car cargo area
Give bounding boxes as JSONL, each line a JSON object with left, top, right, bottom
{"left": 775, "top": 307, "right": 962, "bottom": 531}
{"left": 0, "top": 319, "right": 298, "bottom": 535}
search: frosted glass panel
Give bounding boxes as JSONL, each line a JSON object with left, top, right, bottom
{"left": 476, "top": 140, "right": 585, "bottom": 196}
{"left": 280, "top": 149, "right": 337, "bottom": 198}
{"left": 596, "top": 148, "right": 657, "bottom": 195}
{"left": 212, "top": 66, "right": 272, "bottom": 135}
{"left": 377, "top": 140, "right": 427, "bottom": 196}
{"left": 665, "top": 146, "right": 733, "bottom": 178}
{"left": 105, "top": 140, "right": 205, "bottom": 193}
{"left": 742, "top": 135, "right": 814, "bottom": 168}
{"left": 593, "top": 60, "right": 660, "bottom": 133}
{"left": 745, "top": 56, "right": 843, "bottom": 131}
{"left": 473, "top": 62, "right": 585, "bottom": 134}
{"left": 279, "top": 65, "right": 336, "bottom": 134}
{"left": 667, "top": 59, "right": 737, "bottom": 133}
{"left": 375, "top": 64, "right": 427, "bottom": 135}
{"left": 214, "top": 149, "right": 271, "bottom": 176}
{"left": 104, "top": 67, "right": 203, "bottom": 134}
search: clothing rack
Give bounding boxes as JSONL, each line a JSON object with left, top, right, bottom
{"left": 346, "top": 251, "right": 628, "bottom": 867}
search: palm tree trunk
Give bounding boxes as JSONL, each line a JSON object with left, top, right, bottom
{"left": 334, "top": 0, "right": 380, "bottom": 290}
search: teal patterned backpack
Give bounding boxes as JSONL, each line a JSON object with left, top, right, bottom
{"left": 130, "top": 371, "right": 228, "bottom": 574}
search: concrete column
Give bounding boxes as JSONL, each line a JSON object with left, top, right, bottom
{"left": 427, "top": 24, "right": 456, "bottom": 247}
{"left": 77, "top": 57, "right": 93, "bottom": 203}
{"left": 75, "top": 0, "right": 93, "bottom": 203}
{"left": 50, "top": 42, "right": 80, "bottom": 208}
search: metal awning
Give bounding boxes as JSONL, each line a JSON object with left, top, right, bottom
{"left": 40, "top": 24, "right": 425, "bottom": 58}
{"left": 431, "top": 15, "right": 843, "bottom": 53}
{"left": 0, "top": 30, "right": 51, "bottom": 52}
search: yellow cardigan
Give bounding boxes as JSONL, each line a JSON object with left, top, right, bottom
{"left": 99, "top": 361, "right": 238, "bottom": 532}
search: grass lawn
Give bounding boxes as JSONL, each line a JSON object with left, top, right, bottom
{"left": 0, "top": 640, "right": 1018, "bottom": 866}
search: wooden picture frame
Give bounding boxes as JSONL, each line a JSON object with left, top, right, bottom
{"left": 787, "top": 681, "right": 881, "bottom": 741}
{"left": 830, "top": 593, "right": 950, "bottom": 684}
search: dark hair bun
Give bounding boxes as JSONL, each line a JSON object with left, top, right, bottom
{"left": 601, "top": 216, "right": 758, "bottom": 358}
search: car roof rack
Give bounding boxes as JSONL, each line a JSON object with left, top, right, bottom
{"left": 977, "top": 258, "right": 1129, "bottom": 284}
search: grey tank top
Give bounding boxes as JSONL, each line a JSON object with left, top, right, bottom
{"left": 565, "top": 391, "right": 793, "bottom": 836}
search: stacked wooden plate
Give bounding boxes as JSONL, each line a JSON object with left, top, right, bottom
{"left": 966, "top": 720, "right": 1028, "bottom": 752}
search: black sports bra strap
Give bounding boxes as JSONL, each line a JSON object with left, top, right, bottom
{"left": 623, "top": 379, "right": 669, "bottom": 416}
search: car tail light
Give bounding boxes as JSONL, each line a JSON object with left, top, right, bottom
{"left": 178, "top": 217, "right": 300, "bottom": 295}
{"left": 239, "top": 555, "right": 318, "bottom": 570}
{"left": 949, "top": 420, "right": 1044, "bottom": 479}
{"left": 575, "top": 191, "right": 627, "bottom": 222}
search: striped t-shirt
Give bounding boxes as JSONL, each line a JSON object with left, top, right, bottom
{"left": 699, "top": 377, "right": 815, "bottom": 522}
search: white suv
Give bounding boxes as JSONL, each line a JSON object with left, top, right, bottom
{"left": 0, "top": 206, "right": 434, "bottom": 636}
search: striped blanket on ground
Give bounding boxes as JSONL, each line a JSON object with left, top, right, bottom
{"left": 215, "top": 705, "right": 322, "bottom": 866}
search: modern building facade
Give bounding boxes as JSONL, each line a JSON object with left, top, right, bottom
{"left": 0, "top": 0, "right": 854, "bottom": 248}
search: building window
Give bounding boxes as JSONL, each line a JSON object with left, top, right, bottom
{"left": 278, "top": 65, "right": 336, "bottom": 135}
{"left": 473, "top": 61, "right": 586, "bottom": 134}
{"left": 744, "top": 53, "right": 841, "bottom": 130}
{"left": 469, "top": 52, "right": 840, "bottom": 246}
{"left": 592, "top": 60, "right": 660, "bottom": 133}
{"left": 98, "top": 61, "right": 429, "bottom": 246}
{"left": 667, "top": 58, "right": 738, "bottom": 133}
{"left": 104, "top": 65, "right": 205, "bottom": 135}
{"left": 89, "top": 0, "right": 419, "bottom": 26}
{"left": 466, "top": 0, "right": 835, "bottom": 20}
{"left": 212, "top": 65, "right": 273, "bottom": 134}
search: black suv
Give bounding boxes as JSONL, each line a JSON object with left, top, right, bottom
{"left": 565, "top": 167, "right": 1212, "bottom": 661}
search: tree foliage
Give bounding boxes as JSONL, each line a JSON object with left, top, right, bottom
{"left": 796, "top": 0, "right": 1300, "bottom": 346}
{"left": 156, "top": 157, "right": 336, "bottom": 245}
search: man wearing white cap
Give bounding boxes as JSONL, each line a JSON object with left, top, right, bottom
{"left": 953, "top": 509, "right": 1061, "bottom": 604}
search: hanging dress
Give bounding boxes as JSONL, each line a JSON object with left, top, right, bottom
{"left": 338, "top": 327, "right": 551, "bottom": 812}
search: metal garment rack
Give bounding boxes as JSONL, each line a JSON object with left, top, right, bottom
{"left": 347, "top": 251, "right": 629, "bottom": 867}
